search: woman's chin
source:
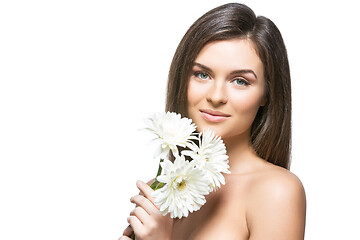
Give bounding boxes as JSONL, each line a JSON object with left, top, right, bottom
{"left": 196, "top": 125, "right": 224, "bottom": 137}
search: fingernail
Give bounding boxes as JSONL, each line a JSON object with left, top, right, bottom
{"left": 136, "top": 180, "right": 143, "bottom": 187}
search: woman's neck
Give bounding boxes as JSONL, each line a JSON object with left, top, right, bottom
{"left": 223, "top": 133, "right": 261, "bottom": 174}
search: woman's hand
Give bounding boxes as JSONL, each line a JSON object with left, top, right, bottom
{"left": 119, "top": 180, "right": 173, "bottom": 240}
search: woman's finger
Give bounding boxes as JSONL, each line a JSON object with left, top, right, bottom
{"left": 127, "top": 215, "right": 143, "bottom": 234}
{"left": 130, "top": 194, "right": 158, "bottom": 215}
{"left": 118, "top": 236, "right": 132, "bottom": 240}
{"left": 130, "top": 206, "right": 152, "bottom": 224}
{"left": 136, "top": 180, "right": 156, "bottom": 204}
{"left": 122, "top": 225, "right": 133, "bottom": 237}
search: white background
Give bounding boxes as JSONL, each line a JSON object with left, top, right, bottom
{"left": 1, "top": 0, "right": 359, "bottom": 239}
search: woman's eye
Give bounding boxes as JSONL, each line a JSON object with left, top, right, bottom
{"left": 233, "top": 78, "right": 249, "bottom": 86}
{"left": 195, "top": 72, "right": 210, "bottom": 80}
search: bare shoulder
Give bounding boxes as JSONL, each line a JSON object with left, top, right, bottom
{"left": 251, "top": 164, "right": 305, "bottom": 200}
{"left": 245, "top": 163, "right": 306, "bottom": 240}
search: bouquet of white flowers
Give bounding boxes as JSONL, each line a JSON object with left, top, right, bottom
{"left": 143, "top": 112, "right": 230, "bottom": 219}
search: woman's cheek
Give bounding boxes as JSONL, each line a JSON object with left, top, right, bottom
{"left": 187, "top": 80, "right": 205, "bottom": 105}
{"left": 230, "top": 90, "right": 263, "bottom": 117}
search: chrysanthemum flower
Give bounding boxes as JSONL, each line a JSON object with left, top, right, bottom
{"left": 183, "top": 129, "right": 230, "bottom": 191}
{"left": 151, "top": 155, "right": 210, "bottom": 219}
{"left": 143, "top": 112, "right": 198, "bottom": 159}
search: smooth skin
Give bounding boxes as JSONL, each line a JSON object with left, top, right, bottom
{"left": 119, "top": 180, "right": 173, "bottom": 240}
{"left": 120, "top": 39, "right": 306, "bottom": 239}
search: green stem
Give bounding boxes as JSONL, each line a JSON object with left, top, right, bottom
{"left": 150, "top": 158, "right": 164, "bottom": 190}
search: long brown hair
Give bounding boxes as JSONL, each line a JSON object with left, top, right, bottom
{"left": 166, "top": 3, "right": 292, "bottom": 169}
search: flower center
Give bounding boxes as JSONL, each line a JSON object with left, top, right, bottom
{"left": 173, "top": 176, "right": 187, "bottom": 191}
{"left": 177, "top": 180, "right": 186, "bottom": 190}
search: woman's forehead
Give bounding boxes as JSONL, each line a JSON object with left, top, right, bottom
{"left": 193, "top": 39, "right": 263, "bottom": 78}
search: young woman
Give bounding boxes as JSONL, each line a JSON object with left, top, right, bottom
{"left": 120, "top": 3, "right": 306, "bottom": 239}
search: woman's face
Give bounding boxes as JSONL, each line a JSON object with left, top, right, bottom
{"left": 187, "top": 39, "right": 266, "bottom": 141}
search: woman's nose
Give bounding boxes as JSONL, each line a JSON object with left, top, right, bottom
{"left": 206, "top": 81, "right": 228, "bottom": 106}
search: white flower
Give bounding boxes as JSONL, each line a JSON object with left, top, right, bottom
{"left": 183, "top": 129, "right": 230, "bottom": 191}
{"left": 143, "top": 112, "right": 197, "bottom": 159}
{"left": 151, "top": 155, "right": 210, "bottom": 219}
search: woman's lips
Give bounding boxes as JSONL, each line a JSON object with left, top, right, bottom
{"left": 200, "top": 109, "right": 230, "bottom": 123}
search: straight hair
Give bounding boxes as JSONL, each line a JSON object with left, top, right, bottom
{"left": 166, "top": 3, "right": 292, "bottom": 169}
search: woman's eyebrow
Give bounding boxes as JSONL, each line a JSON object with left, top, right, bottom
{"left": 193, "top": 62, "right": 214, "bottom": 75}
{"left": 231, "top": 69, "right": 257, "bottom": 79}
{"left": 193, "top": 62, "right": 257, "bottom": 79}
